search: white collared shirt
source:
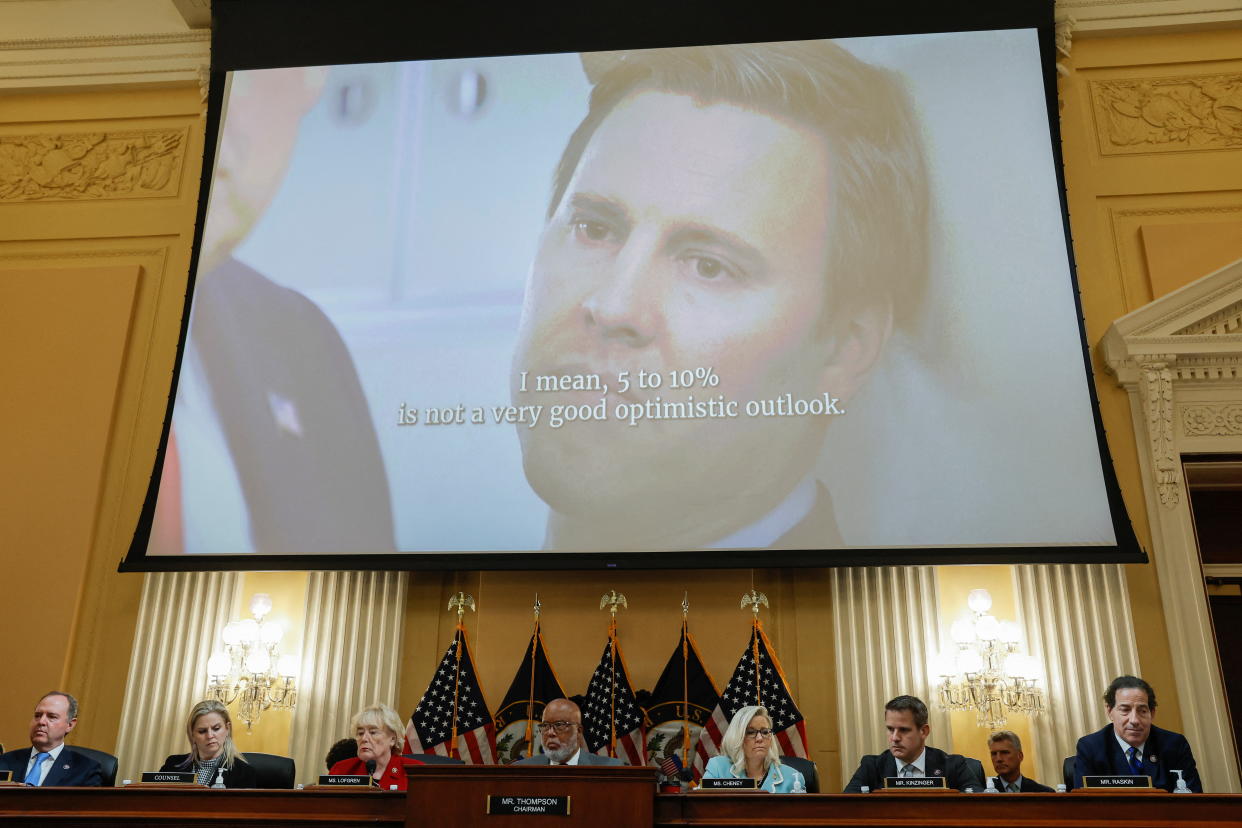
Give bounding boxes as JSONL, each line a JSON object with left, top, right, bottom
{"left": 1114, "top": 732, "right": 1146, "bottom": 764}
{"left": 895, "top": 749, "right": 926, "bottom": 777}
{"left": 550, "top": 748, "right": 581, "bottom": 766}
{"left": 25, "top": 743, "right": 65, "bottom": 786}
{"left": 706, "top": 476, "right": 816, "bottom": 549}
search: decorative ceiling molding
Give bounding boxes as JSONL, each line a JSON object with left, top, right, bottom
{"left": 1057, "top": 0, "right": 1242, "bottom": 37}
{"left": 0, "top": 19, "right": 208, "bottom": 92}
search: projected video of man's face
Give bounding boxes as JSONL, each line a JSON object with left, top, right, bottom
{"left": 511, "top": 89, "right": 855, "bottom": 552}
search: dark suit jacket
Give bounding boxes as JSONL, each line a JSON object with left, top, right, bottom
{"left": 514, "top": 749, "right": 625, "bottom": 766}
{"left": 160, "top": 753, "right": 258, "bottom": 788}
{"left": 844, "top": 746, "right": 984, "bottom": 792}
{"left": 0, "top": 746, "right": 102, "bottom": 786}
{"left": 990, "top": 774, "right": 1054, "bottom": 792}
{"left": 187, "top": 257, "right": 395, "bottom": 556}
{"left": 1073, "top": 724, "right": 1201, "bottom": 792}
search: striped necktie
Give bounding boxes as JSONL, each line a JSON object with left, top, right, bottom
{"left": 1127, "top": 746, "right": 1142, "bottom": 775}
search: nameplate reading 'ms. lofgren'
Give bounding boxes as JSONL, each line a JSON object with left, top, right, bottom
{"left": 486, "top": 796, "right": 571, "bottom": 815}
{"left": 141, "top": 772, "right": 197, "bottom": 784}
{"left": 1082, "top": 775, "right": 1154, "bottom": 789}
{"left": 884, "top": 777, "right": 948, "bottom": 789}
{"left": 317, "top": 774, "right": 373, "bottom": 787}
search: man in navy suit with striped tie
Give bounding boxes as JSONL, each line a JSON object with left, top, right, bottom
{"left": 0, "top": 693, "right": 102, "bottom": 786}
{"left": 1073, "top": 675, "right": 1201, "bottom": 792}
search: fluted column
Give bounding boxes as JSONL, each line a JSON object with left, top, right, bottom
{"left": 1013, "top": 564, "right": 1140, "bottom": 788}
{"left": 288, "top": 571, "right": 407, "bottom": 784}
{"left": 831, "top": 566, "right": 945, "bottom": 785}
{"left": 114, "top": 571, "right": 239, "bottom": 783}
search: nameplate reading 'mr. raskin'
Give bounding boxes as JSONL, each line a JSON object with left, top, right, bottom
{"left": 884, "top": 777, "right": 948, "bottom": 789}
{"left": 486, "top": 795, "right": 571, "bottom": 815}
{"left": 141, "top": 772, "right": 196, "bottom": 784}
{"left": 698, "top": 777, "right": 759, "bottom": 790}
{"left": 317, "top": 774, "right": 373, "bottom": 787}
{"left": 1082, "top": 775, "right": 1154, "bottom": 788}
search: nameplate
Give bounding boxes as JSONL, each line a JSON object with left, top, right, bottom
{"left": 884, "top": 776, "right": 948, "bottom": 789}
{"left": 486, "top": 795, "right": 571, "bottom": 815}
{"left": 1081, "top": 775, "right": 1154, "bottom": 789}
{"left": 140, "top": 772, "right": 197, "bottom": 784}
{"left": 317, "top": 774, "right": 373, "bottom": 787}
{"left": 0, "top": 771, "right": 11, "bottom": 783}
{"left": 698, "top": 777, "right": 759, "bottom": 790}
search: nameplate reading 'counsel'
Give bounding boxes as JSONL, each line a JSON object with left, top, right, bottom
{"left": 140, "top": 772, "right": 196, "bottom": 784}
{"left": 317, "top": 774, "right": 373, "bottom": 787}
{"left": 486, "top": 795, "right": 571, "bottom": 815}
{"left": 698, "top": 778, "right": 759, "bottom": 790}
{"left": 1081, "top": 775, "right": 1154, "bottom": 789}
{"left": 884, "top": 777, "right": 948, "bottom": 789}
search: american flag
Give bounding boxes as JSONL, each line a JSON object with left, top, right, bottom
{"left": 404, "top": 624, "right": 495, "bottom": 764}
{"left": 582, "top": 630, "right": 645, "bottom": 766}
{"left": 695, "top": 620, "right": 808, "bottom": 775}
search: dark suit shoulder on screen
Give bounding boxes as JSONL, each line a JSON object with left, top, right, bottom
{"left": 192, "top": 256, "right": 395, "bottom": 556}
{"left": 160, "top": 753, "right": 258, "bottom": 788}
{"left": 514, "top": 750, "right": 624, "bottom": 766}
{"left": 1073, "top": 724, "right": 1201, "bottom": 792}
{"left": 0, "top": 746, "right": 102, "bottom": 787}
{"left": 844, "top": 746, "right": 982, "bottom": 792}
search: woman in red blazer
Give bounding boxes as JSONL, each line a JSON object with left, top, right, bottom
{"left": 329, "top": 704, "right": 421, "bottom": 791}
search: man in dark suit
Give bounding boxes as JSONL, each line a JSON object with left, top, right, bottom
{"left": 1073, "top": 675, "right": 1201, "bottom": 792}
{"left": 0, "top": 692, "right": 102, "bottom": 786}
{"left": 844, "top": 695, "right": 984, "bottom": 792}
{"left": 987, "top": 729, "right": 1053, "bottom": 792}
{"left": 514, "top": 698, "right": 623, "bottom": 766}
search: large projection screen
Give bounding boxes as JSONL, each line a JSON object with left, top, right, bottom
{"left": 123, "top": 2, "right": 1143, "bottom": 571}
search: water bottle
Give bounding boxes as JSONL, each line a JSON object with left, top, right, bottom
{"left": 1172, "top": 770, "right": 1191, "bottom": 793}
{"left": 212, "top": 768, "right": 226, "bottom": 789}
{"left": 983, "top": 777, "right": 999, "bottom": 793}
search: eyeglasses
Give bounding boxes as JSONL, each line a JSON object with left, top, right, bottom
{"left": 744, "top": 728, "right": 774, "bottom": 740}
{"left": 537, "top": 721, "right": 577, "bottom": 734}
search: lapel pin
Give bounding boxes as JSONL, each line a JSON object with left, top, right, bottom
{"left": 62, "top": 764, "right": 70, "bottom": 770}
{"left": 1150, "top": 755, "right": 1157, "bottom": 763}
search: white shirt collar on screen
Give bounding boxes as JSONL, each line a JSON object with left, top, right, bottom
{"left": 706, "top": 476, "right": 817, "bottom": 550}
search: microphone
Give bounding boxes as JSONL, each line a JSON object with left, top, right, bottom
{"left": 365, "top": 758, "right": 377, "bottom": 786}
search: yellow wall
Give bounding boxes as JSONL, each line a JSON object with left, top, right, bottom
{"left": 0, "top": 81, "right": 205, "bottom": 752}
{"left": 3, "top": 15, "right": 1239, "bottom": 792}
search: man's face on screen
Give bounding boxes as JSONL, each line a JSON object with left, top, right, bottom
{"left": 511, "top": 90, "right": 847, "bottom": 550}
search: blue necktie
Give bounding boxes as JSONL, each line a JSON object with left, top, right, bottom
{"left": 24, "top": 752, "right": 50, "bottom": 786}
{"left": 1127, "top": 746, "right": 1142, "bottom": 775}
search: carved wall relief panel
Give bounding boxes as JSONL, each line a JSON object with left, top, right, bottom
{"left": 1092, "top": 74, "right": 1242, "bottom": 154}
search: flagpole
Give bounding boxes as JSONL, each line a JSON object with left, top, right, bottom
{"left": 447, "top": 592, "right": 475, "bottom": 759}
{"left": 600, "top": 590, "right": 627, "bottom": 760}
{"left": 740, "top": 589, "right": 768, "bottom": 707}
{"left": 525, "top": 594, "right": 541, "bottom": 759}
{"left": 681, "top": 593, "right": 690, "bottom": 769}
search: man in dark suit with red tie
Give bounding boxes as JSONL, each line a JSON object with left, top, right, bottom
{"left": 1073, "top": 675, "right": 1202, "bottom": 792}
{"left": 0, "top": 693, "right": 101, "bottom": 786}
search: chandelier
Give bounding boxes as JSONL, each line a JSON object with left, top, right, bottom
{"left": 206, "top": 593, "right": 299, "bottom": 732}
{"left": 932, "top": 589, "right": 1045, "bottom": 729}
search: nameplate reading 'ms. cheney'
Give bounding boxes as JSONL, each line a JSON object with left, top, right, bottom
{"left": 141, "top": 772, "right": 197, "bottom": 784}
{"left": 884, "top": 777, "right": 948, "bottom": 789}
{"left": 698, "top": 778, "right": 759, "bottom": 790}
{"left": 317, "top": 774, "right": 373, "bottom": 787}
{"left": 486, "top": 796, "right": 571, "bottom": 816}
{"left": 1082, "top": 775, "right": 1154, "bottom": 789}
